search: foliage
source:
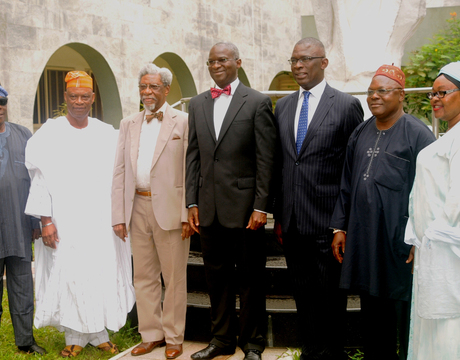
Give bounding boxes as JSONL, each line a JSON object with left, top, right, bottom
{"left": 52, "top": 103, "right": 67, "bottom": 118}
{"left": 1, "top": 288, "right": 141, "bottom": 359}
{"left": 404, "top": 12, "right": 460, "bottom": 133}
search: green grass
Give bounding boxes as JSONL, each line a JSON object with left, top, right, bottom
{"left": 278, "top": 347, "right": 364, "bottom": 360}
{"left": 1, "top": 288, "right": 141, "bottom": 359}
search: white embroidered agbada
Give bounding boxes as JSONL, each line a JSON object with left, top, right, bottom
{"left": 405, "top": 122, "right": 460, "bottom": 359}
{"left": 25, "top": 116, "right": 135, "bottom": 334}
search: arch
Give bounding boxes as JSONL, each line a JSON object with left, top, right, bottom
{"left": 33, "top": 43, "right": 122, "bottom": 128}
{"left": 269, "top": 71, "right": 298, "bottom": 91}
{"left": 153, "top": 53, "right": 197, "bottom": 107}
{"left": 238, "top": 68, "right": 251, "bottom": 88}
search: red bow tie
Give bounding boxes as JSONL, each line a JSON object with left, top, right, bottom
{"left": 210, "top": 85, "right": 231, "bottom": 99}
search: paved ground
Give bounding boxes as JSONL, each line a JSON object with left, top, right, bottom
{"left": 111, "top": 342, "right": 290, "bottom": 360}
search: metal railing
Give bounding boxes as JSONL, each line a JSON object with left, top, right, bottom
{"left": 171, "top": 87, "right": 440, "bottom": 138}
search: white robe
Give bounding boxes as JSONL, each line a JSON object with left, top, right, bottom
{"left": 405, "top": 122, "right": 460, "bottom": 359}
{"left": 25, "top": 116, "right": 135, "bottom": 334}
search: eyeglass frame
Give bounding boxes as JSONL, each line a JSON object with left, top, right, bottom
{"left": 66, "top": 94, "right": 94, "bottom": 102}
{"left": 138, "top": 84, "right": 164, "bottom": 92}
{"left": 426, "top": 88, "right": 460, "bottom": 100}
{"left": 0, "top": 97, "right": 8, "bottom": 106}
{"left": 366, "top": 88, "right": 403, "bottom": 97}
{"left": 206, "top": 58, "right": 239, "bottom": 67}
{"left": 288, "top": 56, "right": 325, "bottom": 65}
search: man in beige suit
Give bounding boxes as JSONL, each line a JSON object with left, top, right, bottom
{"left": 112, "top": 64, "right": 193, "bottom": 358}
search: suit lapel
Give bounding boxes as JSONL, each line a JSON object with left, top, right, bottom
{"left": 203, "top": 91, "right": 217, "bottom": 143}
{"left": 216, "top": 83, "right": 246, "bottom": 147}
{"left": 299, "top": 84, "right": 334, "bottom": 156}
{"left": 151, "top": 104, "right": 176, "bottom": 170}
{"left": 130, "top": 111, "right": 145, "bottom": 176}
{"left": 286, "top": 91, "right": 299, "bottom": 154}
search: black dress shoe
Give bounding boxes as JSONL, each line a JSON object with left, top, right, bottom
{"left": 18, "top": 343, "right": 47, "bottom": 355}
{"left": 191, "top": 344, "right": 235, "bottom": 360}
{"left": 244, "top": 349, "right": 262, "bottom": 360}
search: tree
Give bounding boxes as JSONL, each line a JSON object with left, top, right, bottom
{"left": 404, "top": 12, "right": 460, "bottom": 133}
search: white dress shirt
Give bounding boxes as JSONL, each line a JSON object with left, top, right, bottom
{"left": 213, "top": 78, "right": 240, "bottom": 139}
{"left": 294, "top": 79, "right": 327, "bottom": 141}
{"left": 136, "top": 103, "right": 167, "bottom": 189}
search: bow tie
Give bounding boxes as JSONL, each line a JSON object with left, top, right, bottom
{"left": 145, "top": 111, "right": 163, "bottom": 123}
{"left": 210, "top": 85, "right": 231, "bottom": 99}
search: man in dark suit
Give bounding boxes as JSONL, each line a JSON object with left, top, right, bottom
{"left": 274, "top": 37, "right": 363, "bottom": 359}
{"left": 186, "top": 42, "right": 277, "bottom": 360}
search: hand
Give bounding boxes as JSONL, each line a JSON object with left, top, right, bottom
{"left": 274, "top": 220, "right": 283, "bottom": 245}
{"left": 188, "top": 207, "right": 200, "bottom": 234}
{"left": 181, "top": 222, "right": 194, "bottom": 240}
{"left": 332, "top": 231, "right": 346, "bottom": 263}
{"left": 41, "top": 224, "right": 59, "bottom": 249}
{"left": 406, "top": 245, "right": 415, "bottom": 274}
{"left": 32, "top": 228, "right": 41, "bottom": 241}
{"left": 113, "top": 223, "right": 128, "bottom": 242}
{"left": 246, "top": 211, "right": 267, "bottom": 230}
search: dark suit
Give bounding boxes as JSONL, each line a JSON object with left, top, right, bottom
{"left": 186, "top": 82, "right": 277, "bottom": 352}
{"left": 275, "top": 84, "right": 363, "bottom": 359}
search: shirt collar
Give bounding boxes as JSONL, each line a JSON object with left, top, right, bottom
{"left": 215, "top": 78, "right": 240, "bottom": 96}
{"left": 298, "top": 78, "right": 326, "bottom": 100}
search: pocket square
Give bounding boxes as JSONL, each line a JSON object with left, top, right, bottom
{"left": 172, "top": 135, "right": 181, "bottom": 140}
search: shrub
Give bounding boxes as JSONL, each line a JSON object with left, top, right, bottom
{"left": 404, "top": 12, "right": 460, "bottom": 133}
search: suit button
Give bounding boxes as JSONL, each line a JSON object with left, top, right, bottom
{"left": 214, "top": 158, "right": 219, "bottom": 162}
{"left": 295, "top": 161, "right": 300, "bottom": 166}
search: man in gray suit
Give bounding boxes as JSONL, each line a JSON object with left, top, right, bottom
{"left": 274, "top": 38, "right": 363, "bottom": 359}
{"left": 0, "top": 85, "right": 46, "bottom": 355}
{"left": 186, "top": 42, "right": 277, "bottom": 360}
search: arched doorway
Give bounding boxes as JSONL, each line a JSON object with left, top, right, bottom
{"left": 153, "top": 53, "right": 197, "bottom": 109}
{"left": 33, "top": 43, "right": 122, "bottom": 130}
{"left": 269, "top": 71, "right": 298, "bottom": 91}
{"left": 238, "top": 68, "right": 251, "bottom": 88}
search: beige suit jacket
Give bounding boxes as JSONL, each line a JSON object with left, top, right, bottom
{"left": 112, "top": 103, "right": 189, "bottom": 231}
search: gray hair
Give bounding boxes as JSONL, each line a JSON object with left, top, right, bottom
{"left": 212, "top": 41, "right": 240, "bottom": 59}
{"left": 138, "top": 64, "right": 173, "bottom": 86}
{"left": 295, "top": 37, "right": 326, "bottom": 57}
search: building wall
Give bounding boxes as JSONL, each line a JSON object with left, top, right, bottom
{"left": 1, "top": 0, "right": 312, "bottom": 130}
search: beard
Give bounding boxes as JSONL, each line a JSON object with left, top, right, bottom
{"left": 142, "top": 96, "right": 157, "bottom": 111}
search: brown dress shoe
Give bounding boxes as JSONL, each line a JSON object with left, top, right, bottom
{"left": 166, "top": 344, "right": 183, "bottom": 359}
{"left": 131, "top": 339, "right": 166, "bottom": 356}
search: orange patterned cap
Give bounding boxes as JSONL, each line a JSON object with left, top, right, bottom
{"left": 65, "top": 71, "right": 93, "bottom": 89}
{"left": 373, "top": 64, "right": 405, "bottom": 88}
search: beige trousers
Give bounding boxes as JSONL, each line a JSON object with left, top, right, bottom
{"left": 131, "top": 194, "right": 190, "bottom": 344}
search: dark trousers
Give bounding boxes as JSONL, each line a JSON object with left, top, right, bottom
{"left": 283, "top": 216, "right": 347, "bottom": 360}
{"left": 200, "top": 218, "right": 266, "bottom": 352}
{"left": 360, "top": 294, "right": 410, "bottom": 360}
{"left": 0, "top": 256, "right": 35, "bottom": 347}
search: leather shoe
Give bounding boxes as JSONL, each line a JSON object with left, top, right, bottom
{"left": 18, "top": 342, "right": 47, "bottom": 355}
{"left": 191, "top": 344, "right": 235, "bottom": 360}
{"left": 244, "top": 349, "right": 262, "bottom": 360}
{"left": 131, "top": 339, "right": 166, "bottom": 356}
{"left": 166, "top": 343, "right": 183, "bottom": 359}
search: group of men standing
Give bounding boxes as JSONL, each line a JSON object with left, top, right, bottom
{"left": 0, "top": 36, "right": 435, "bottom": 360}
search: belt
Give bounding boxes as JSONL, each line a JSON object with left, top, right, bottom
{"left": 136, "top": 189, "right": 151, "bottom": 197}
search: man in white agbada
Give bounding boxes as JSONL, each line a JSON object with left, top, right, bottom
{"left": 405, "top": 61, "right": 460, "bottom": 359}
{"left": 25, "top": 71, "right": 135, "bottom": 358}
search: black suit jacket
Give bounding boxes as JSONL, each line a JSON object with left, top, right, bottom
{"left": 186, "top": 82, "right": 277, "bottom": 228}
{"left": 274, "top": 83, "right": 363, "bottom": 236}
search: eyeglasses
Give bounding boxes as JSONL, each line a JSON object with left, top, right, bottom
{"left": 139, "top": 84, "right": 163, "bottom": 92}
{"left": 67, "top": 94, "right": 93, "bottom": 102}
{"left": 288, "top": 56, "right": 324, "bottom": 65}
{"left": 0, "top": 97, "right": 7, "bottom": 106}
{"left": 206, "top": 58, "right": 238, "bottom": 67}
{"left": 366, "top": 88, "right": 402, "bottom": 97}
{"left": 426, "top": 88, "right": 460, "bottom": 100}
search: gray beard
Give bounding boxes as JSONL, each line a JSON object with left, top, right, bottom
{"left": 143, "top": 103, "right": 156, "bottom": 111}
